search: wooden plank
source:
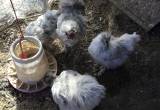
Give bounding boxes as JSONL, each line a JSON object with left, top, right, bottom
{"left": 109, "top": 0, "right": 160, "bottom": 31}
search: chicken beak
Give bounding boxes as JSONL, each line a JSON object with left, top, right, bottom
{"left": 66, "top": 30, "right": 76, "bottom": 39}
{"left": 106, "top": 41, "right": 109, "bottom": 48}
{"left": 105, "top": 37, "right": 110, "bottom": 48}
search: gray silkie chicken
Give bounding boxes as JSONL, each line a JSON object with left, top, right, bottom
{"left": 25, "top": 10, "right": 58, "bottom": 44}
{"left": 56, "top": 0, "right": 86, "bottom": 47}
{"left": 51, "top": 70, "right": 105, "bottom": 110}
{"left": 88, "top": 32, "right": 140, "bottom": 69}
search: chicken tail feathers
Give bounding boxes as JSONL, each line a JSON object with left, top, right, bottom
{"left": 132, "top": 32, "right": 141, "bottom": 43}
{"left": 119, "top": 32, "right": 141, "bottom": 52}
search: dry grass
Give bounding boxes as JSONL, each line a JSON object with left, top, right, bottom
{"left": 1, "top": 0, "right": 160, "bottom": 110}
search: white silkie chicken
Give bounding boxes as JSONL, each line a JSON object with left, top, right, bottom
{"left": 51, "top": 70, "right": 105, "bottom": 110}
{"left": 88, "top": 32, "right": 140, "bottom": 69}
{"left": 25, "top": 10, "right": 58, "bottom": 44}
{"left": 56, "top": 0, "right": 86, "bottom": 47}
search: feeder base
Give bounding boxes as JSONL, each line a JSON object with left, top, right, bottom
{"left": 7, "top": 52, "right": 57, "bottom": 93}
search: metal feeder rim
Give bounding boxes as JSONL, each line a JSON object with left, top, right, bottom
{"left": 10, "top": 36, "right": 43, "bottom": 63}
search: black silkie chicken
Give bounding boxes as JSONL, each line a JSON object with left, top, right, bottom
{"left": 56, "top": 0, "right": 86, "bottom": 47}
{"left": 88, "top": 32, "right": 140, "bottom": 70}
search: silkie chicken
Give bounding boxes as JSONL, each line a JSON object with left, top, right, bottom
{"left": 56, "top": 0, "right": 86, "bottom": 47}
{"left": 25, "top": 10, "right": 58, "bottom": 44}
{"left": 51, "top": 70, "right": 105, "bottom": 110}
{"left": 88, "top": 32, "right": 140, "bottom": 69}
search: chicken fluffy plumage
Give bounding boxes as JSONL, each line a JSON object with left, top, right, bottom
{"left": 25, "top": 10, "right": 58, "bottom": 44}
{"left": 88, "top": 32, "right": 140, "bottom": 69}
{"left": 51, "top": 70, "right": 105, "bottom": 110}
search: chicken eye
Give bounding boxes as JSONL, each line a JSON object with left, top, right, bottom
{"left": 65, "top": 32, "right": 68, "bottom": 36}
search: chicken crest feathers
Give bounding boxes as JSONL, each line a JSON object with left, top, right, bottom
{"left": 59, "top": 0, "right": 85, "bottom": 13}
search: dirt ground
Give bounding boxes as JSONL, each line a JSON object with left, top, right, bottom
{"left": 1, "top": 0, "right": 160, "bottom": 110}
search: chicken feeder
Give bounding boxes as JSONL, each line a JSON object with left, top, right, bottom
{"left": 8, "top": 36, "right": 57, "bottom": 93}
